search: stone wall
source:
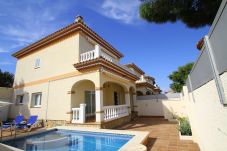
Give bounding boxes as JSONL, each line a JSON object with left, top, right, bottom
{"left": 0, "top": 87, "right": 13, "bottom": 100}
{"left": 0, "top": 87, "right": 13, "bottom": 121}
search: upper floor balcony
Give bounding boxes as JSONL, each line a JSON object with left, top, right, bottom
{"left": 136, "top": 75, "right": 161, "bottom": 92}
{"left": 74, "top": 45, "right": 139, "bottom": 81}
{"left": 80, "top": 45, "right": 115, "bottom": 63}
{"left": 136, "top": 75, "right": 155, "bottom": 85}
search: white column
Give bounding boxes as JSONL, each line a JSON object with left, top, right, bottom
{"left": 79, "top": 103, "right": 86, "bottom": 123}
{"left": 132, "top": 94, "right": 137, "bottom": 111}
{"left": 94, "top": 44, "right": 101, "bottom": 58}
{"left": 125, "top": 92, "right": 131, "bottom": 114}
{"left": 95, "top": 89, "right": 104, "bottom": 122}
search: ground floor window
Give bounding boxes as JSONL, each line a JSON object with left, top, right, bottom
{"left": 31, "top": 92, "right": 42, "bottom": 107}
{"left": 16, "top": 95, "right": 24, "bottom": 105}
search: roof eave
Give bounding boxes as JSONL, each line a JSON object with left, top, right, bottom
{"left": 12, "top": 22, "right": 124, "bottom": 59}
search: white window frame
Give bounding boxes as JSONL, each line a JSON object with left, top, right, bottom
{"left": 34, "top": 58, "right": 40, "bottom": 69}
{"left": 16, "top": 95, "right": 24, "bottom": 105}
{"left": 31, "top": 92, "right": 42, "bottom": 108}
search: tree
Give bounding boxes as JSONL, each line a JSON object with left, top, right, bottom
{"left": 168, "top": 63, "right": 194, "bottom": 92}
{"left": 139, "top": 0, "right": 222, "bottom": 28}
{"left": 0, "top": 69, "right": 14, "bottom": 87}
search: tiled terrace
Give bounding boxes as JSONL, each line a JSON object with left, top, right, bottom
{"left": 117, "top": 117, "right": 200, "bottom": 151}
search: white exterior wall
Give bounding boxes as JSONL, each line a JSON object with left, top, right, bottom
{"left": 9, "top": 71, "right": 100, "bottom": 121}
{"left": 14, "top": 33, "right": 80, "bottom": 85}
{"left": 183, "top": 72, "right": 227, "bottom": 151}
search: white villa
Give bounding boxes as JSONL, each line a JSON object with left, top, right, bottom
{"left": 9, "top": 16, "right": 160, "bottom": 128}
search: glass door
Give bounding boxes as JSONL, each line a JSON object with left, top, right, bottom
{"left": 85, "top": 91, "right": 96, "bottom": 117}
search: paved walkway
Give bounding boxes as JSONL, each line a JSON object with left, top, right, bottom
{"left": 117, "top": 117, "right": 200, "bottom": 151}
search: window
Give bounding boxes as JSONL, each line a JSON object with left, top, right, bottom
{"left": 31, "top": 93, "right": 42, "bottom": 107}
{"left": 34, "top": 58, "right": 40, "bottom": 68}
{"left": 16, "top": 95, "right": 24, "bottom": 104}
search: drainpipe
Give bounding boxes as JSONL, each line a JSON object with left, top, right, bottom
{"left": 45, "top": 80, "right": 51, "bottom": 127}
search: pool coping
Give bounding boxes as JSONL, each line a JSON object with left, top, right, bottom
{"left": 0, "top": 126, "right": 149, "bottom": 151}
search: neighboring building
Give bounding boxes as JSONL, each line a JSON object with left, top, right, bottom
{"left": 9, "top": 16, "right": 160, "bottom": 128}
{"left": 136, "top": 75, "right": 161, "bottom": 96}
{"left": 136, "top": 75, "right": 161, "bottom": 95}
{"left": 125, "top": 63, "right": 161, "bottom": 96}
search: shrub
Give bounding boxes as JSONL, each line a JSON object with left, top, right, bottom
{"left": 178, "top": 117, "right": 192, "bottom": 136}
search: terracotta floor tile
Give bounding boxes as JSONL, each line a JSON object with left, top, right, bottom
{"left": 117, "top": 117, "right": 200, "bottom": 151}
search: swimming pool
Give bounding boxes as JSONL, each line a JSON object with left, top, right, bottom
{"left": 3, "top": 129, "right": 133, "bottom": 151}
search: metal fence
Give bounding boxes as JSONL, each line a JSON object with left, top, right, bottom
{"left": 186, "top": 1, "right": 227, "bottom": 104}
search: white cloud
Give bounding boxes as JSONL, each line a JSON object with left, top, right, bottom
{"left": 93, "top": 0, "right": 141, "bottom": 24}
{"left": 0, "top": 61, "right": 13, "bottom": 65}
{"left": 0, "top": 1, "right": 71, "bottom": 50}
{"left": 0, "top": 50, "right": 9, "bottom": 53}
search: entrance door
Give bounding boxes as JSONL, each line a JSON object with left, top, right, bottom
{"left": 85, "top": 91, "right": 96, "bottom": 117}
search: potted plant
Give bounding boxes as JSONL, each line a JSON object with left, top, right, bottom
{"left": 178, "top": 117, "right": 193, "bottom": 140}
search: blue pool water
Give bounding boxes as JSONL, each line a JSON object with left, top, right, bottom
{"left": 3, "top": 129, "right": 133, "bottom": 151}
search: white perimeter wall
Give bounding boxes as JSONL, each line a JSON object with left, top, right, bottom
{"left": 135, "top": 95, "right": 187, "bottom": 120}
{"left": 183, "top": 72, "right": 227, "bottom": 151}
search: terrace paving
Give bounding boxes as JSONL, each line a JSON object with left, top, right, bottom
{"left": 117, "top": 117, "right": 200, "bottom": 151}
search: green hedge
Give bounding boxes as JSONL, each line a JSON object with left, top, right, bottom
{"left": 178, "top": 117, "right": 192, "bottom": 136}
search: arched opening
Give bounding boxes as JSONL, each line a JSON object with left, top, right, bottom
{"left": 103, "top": 82, "right": 126, "bottom": 106}
{"left": 136, "top": 91, "right": 143, "bottom": 96}
{"left": 129, "top": 87, "right": 136, "bottom": 112}
{"left": 146, "top": 91, "right": 152, "bottom": 95}
{"left": 71, "top": 80, "right": 95, "bottom": 122}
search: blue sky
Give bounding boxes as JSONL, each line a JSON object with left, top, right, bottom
{"left": 0, "top": 0, "right": 209, "bottom": 91}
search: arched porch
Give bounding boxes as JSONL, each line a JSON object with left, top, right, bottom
{"left": 101, "top": 81, "right": 131, "bottom": 122}
{"left": 71, "top": 80, "right": 96, "bottom": 123}
{"left": 137, "top": 91, "right": 144, "bottom": 96}
{"left": 103, "top": 81, "right": 127, "bottom": 106}
{"left": 71, "top": 79, "right": 132, "bottom": 124}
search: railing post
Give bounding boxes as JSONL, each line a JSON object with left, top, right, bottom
{"left": 94, "top": 44, "right": 101, "bottom": 58}
{"left": 79, "top": 104, "right": 86, "bottom": 123}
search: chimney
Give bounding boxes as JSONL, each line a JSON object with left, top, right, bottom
{"left": 74, "top": 15, "right": 84, "bottom": 23}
